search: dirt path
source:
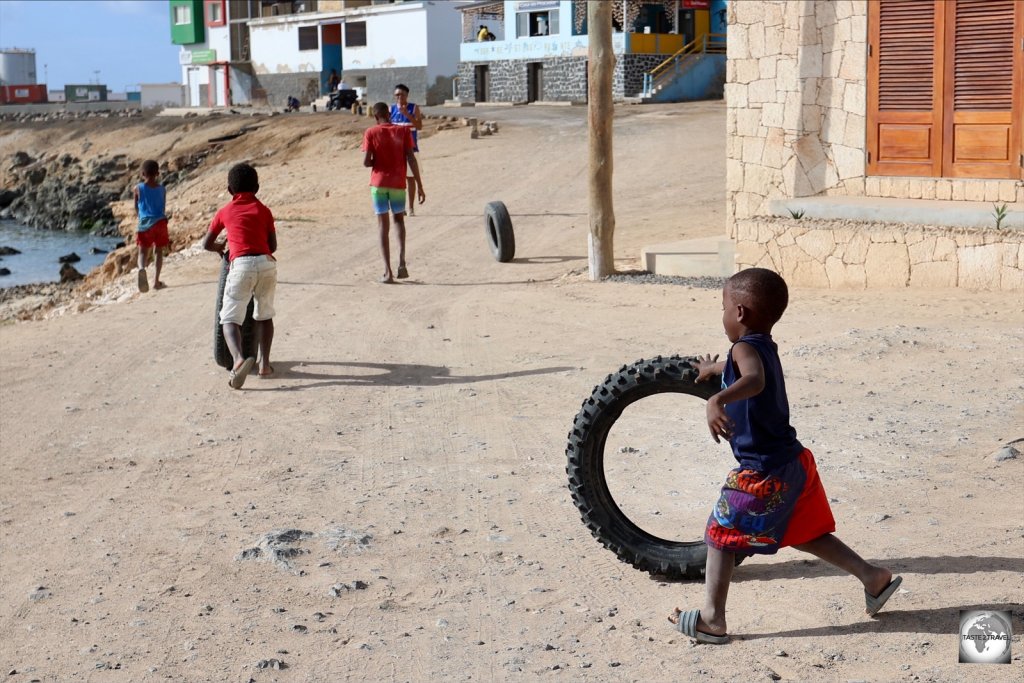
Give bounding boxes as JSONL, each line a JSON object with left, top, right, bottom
{"left": 1, "top": 102, "right": 1022, "bottom": 682}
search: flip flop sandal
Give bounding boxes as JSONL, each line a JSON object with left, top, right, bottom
{"left": 865, "top": 575, "right": 902, "bottom": 616}
{"left": 397, "top": 266, "right": 409, "bottom": 279}
{"left": 228, "top": 357, "right": 255, "bottom": 390}
{"left": 137, "top": 269, "right": 149, "bottom": 293}
{"left": 671, "top": 609, "right": 729, "bottom": 644}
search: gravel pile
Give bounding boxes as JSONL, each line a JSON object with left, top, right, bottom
{"left": 603, "top": 270, "right": 726, "bottom": 289}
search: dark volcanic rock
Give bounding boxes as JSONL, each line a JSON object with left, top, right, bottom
{"left": 58, "top": 252, "right": 81, "bottom": 263}
{"left": 59, "top": 263, "right": 83, "bottom": 282}
{"left": 0, "top": 246, "right": 22, "bottom": 255}
{"left": 0, "top": 268, "right": 10, "bottom": 276}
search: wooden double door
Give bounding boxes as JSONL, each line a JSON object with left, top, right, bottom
{"left": 867, "top": 0, "right": 1024, "bottom": 179}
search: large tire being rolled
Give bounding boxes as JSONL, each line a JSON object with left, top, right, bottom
{"left": 213, "top": 253, "right": 257, "bottom": 371}
{"left": 484, "top": 201, "right": 515, "bottom": 262}
{"left": 566, "top": 355, "right": 740, "bottom": 579}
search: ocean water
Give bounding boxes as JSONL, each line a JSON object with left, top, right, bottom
{"left": 0, "top": 220, "right": 124, "bottom": 288}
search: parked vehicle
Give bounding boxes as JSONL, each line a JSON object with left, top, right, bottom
{"left": 328, "top": 88, "right": 359, "bottom": 111}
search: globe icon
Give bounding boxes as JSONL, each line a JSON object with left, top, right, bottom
{"left": 959, "top": 610, "right": 1012, "bottom": 664}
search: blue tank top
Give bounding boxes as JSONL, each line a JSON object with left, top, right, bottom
{"left": 136, "top": 183, "right": 166, "bottom": 231}
{"left": 723, "top": 333, "right": 803, "bottom": 472}
{"left": 389, "top": 103, "right": 419, "bottom": 151}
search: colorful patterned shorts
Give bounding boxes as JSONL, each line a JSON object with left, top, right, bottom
{"left": 705, "top": 448, "right": 836, "bottom": 555}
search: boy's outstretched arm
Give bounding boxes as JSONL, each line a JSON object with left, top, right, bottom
{"left": 202, "top": 229, "right": 224, "bottom": 255}
{"left": 704, "top": 342, "right": 765, "bottom": 443}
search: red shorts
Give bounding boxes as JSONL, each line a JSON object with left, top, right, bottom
{"left": 136, "top": 219, "right": 169, "bottom": 249}
{"left": 705, "top": 448, "right": 836, "bottom": 555}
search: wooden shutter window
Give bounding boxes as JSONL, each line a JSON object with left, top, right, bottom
{"left": 868, "top": 0, "right": 1023, "bottom": 180}
{"left": 943, "top": 0, "right": 1022, "bottom": 178}
{"left": 867, "top": 0, "right": 944, "bottom": 176}
{"left": 878, "top": 1, "right": 937, "bottom": 111}
{"left": 951, "top": 0, "right": 1014, "bottom": 111}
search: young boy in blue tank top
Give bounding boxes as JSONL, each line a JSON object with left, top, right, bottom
{"left": 132, "top": 159, "right": 169, "bottom": 292}
{"left": 669, "top": 268, "right": 901, "bottom": 644}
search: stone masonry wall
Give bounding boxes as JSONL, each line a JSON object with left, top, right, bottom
{"left": 736, "top": 217, "right": 1024, "bottom": 291}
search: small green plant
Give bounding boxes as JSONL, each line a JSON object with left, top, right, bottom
{"left": 992, "top": 203, "right": 1008, "bottom": 230}
{"left": 788, "top": 208, "right": 805, "bottom": 220}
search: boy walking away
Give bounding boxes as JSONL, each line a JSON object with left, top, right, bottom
{"left": 202, "top": 163, "right": 278, "bottom": 389}
{"left": 363, "top": 101, "right": 425, "bottom": 283}
{"left": 389, "top": 84, "right": 423, "bottom": 216}
{"left": 670, "top": 268, "right": 901, "bottom": 644}
{"left": 133, "top": 159, "right": 169, "bottom": 292}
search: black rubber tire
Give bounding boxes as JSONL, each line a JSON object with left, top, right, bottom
{"left": 213, "top": 253, "right": 257, "bottom": 371}
{"left": 566, "top": 355, "right": 741, "bottom": 579}
{"left": 484, "top": 201, "right": 515, "bottom": 262}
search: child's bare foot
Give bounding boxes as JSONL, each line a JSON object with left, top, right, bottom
{"left": 258, "top": 364, "right": 275, "bottom": 379}
{"left": 153, "top": 280, "right": 167, "bottom": 290}
{"left": 380, "top": 273, "right": 394, "bottom": 284}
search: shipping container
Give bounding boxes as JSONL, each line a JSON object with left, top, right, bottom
{"left": 0, "top": 84, "right": 48, "bottom": 104}
{"left": 64, "top": 84, "right": 108, "bottom": 102}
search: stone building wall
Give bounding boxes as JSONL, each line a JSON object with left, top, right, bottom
{"left": 736, "top": 217, "right": 1024, "bottom": 291}
{"left": 726, "top": 0, "right": 1023, "bottom": 290}
{"left": 456, "top": 53, "right": 665, "bottom": 103}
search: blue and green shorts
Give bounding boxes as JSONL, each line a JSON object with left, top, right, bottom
{"left": 371, "top": 186, "right": 406, "bottom": 216}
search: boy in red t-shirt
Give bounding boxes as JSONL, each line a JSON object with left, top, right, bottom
{"left": 362, "top": 102, "right": 425, "bottom": 283}
{"left": 202, "top": 163, "right": 278, "bottom": 389}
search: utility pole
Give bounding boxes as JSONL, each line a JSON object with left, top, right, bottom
{"left": 587, "top": 0, "right": 616, "bottom": 280}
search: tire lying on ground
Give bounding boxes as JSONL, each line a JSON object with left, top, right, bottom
{"left": 566, "top": 355, "right": 743, "bottom": 579}
{"left": 213, "top": 252, "right": 257, "bottom": 371}
{"left": 484, "top": 201, "right": 515, "bottom": 262}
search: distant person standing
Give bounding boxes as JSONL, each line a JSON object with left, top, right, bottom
{"left": 389, "top": 83, "right": 423, "bottom": 216}
{"left": 327, "top": 69, "right": 340, "bottom": 93}
{"left": 132, "top": 159, "right": 169, "bottom": 293}
{"left": 363, "top": 102, "right": 425, "bottom": 283}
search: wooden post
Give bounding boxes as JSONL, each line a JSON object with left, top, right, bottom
{"left": 587, "top": 0, "right": 616, "bottom": 280}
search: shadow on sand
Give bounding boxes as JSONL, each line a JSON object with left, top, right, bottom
{"left": 246, "top": 360, "right": 575, "bottom": 391}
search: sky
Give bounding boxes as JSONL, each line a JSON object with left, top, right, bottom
{"left": 0, "top": 0, "right": 182, "bottom": 91}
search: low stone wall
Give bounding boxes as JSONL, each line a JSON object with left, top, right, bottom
{"left": 735, "top": 217, "right": 1023, "bottom": 291}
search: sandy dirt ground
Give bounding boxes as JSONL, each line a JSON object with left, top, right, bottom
{"left": 1, "top": 102, "right": 1022, "bottom": 682}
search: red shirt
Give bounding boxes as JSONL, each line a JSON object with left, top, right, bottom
{"left": 208, "top": 193, "right": 276, "bottom": 261}
{"left": 361, "top": 123, "right": 413, "bottom": 190}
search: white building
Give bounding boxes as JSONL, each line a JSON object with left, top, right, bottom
{"left": 172, "top": 0, "right": 465, "bottom": 108}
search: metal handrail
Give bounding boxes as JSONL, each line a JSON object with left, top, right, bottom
{"left": 648, "top": 35, "right": 703, "bottom": 80}
{"left": 643, "top": 32, "right": 727, "bottom": 97}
